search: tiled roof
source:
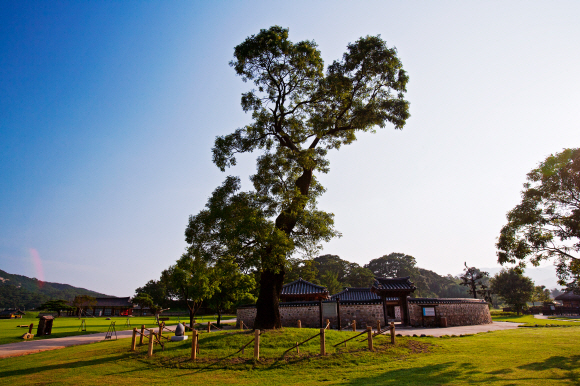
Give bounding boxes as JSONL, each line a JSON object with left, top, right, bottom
{"left": 372, "top": 277, "right": 416, "bottom": 291}
{"left": 555, "top": 291, "right": 580, "bottom": 301}
{"left": 408, "top": 298, "right": 488, "bottom": 304}
{"left": 281, "top": 278, "right": 328, "bottom": 295}
{"left": 330, "top": 287, "right": 387, "bottom": 302}
{"left": 94, "top": 297, "right": 133, "bottom": 307}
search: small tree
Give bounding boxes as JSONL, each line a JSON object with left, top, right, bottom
{"left": 38, "top": 299, "right": 73, "bottom": 317}
{"left": 490, "top": 268, "right": 534, "bottom": 315}
{"left": 207, "top": 257, "right": 256, "bottom": 327}
{"left": 459, "top": 263, "right": 490, "bottom": 299}
{"left": 131, "top": 293, "right": 155, "bottom": 316}
{"left": 164, "top": 252, "right": 218, "bottom": 328}
{"left": 531, "top": 285, "right": 552, "bottom": 305}
{"left": 72, "top": 295, "right": 96, "bottom": 318}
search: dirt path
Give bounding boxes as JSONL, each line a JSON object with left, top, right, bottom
{"left": 0, "top": 320, "right": 236, "bottom": 359}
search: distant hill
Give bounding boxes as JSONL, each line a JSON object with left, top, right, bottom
{"left": 0, "top": 269, "right": 108, "bottom": 309}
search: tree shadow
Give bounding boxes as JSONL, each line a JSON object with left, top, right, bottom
{"left": 335, "top": 362, "right": 508, "bottom": 385}
{"left": 0, "top": 353, "right": 132, "bottom": 379}
{"left": 518, "top": 355, "right": 580, "bottom": 385}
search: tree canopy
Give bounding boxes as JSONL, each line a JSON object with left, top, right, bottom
{"left": 186, "top": 26, "right": 410, "bottom": 329}
{"left": 490, "top": 268, "right": 534, "bottom": 314}
{"left": 459, "top": 263, "right": 491, "bottom": 300}
{"left": 497, "top": 148, "right": 580, "bottom": 292}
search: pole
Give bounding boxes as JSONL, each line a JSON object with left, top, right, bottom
{"left": 148, "top": 330, "right": 154, "bottom": 357}
{"left": 319, "top": 300, "right": 323, "bottom": 328}
{"left": 336, "top": 297, "right": 341, "bottom": 331}
{"left": 191, "top": 330, "right": 198, "bottom": 361}
{"left": 131, "top": 328, "right": 137, "bottom": 351}
{"left": 320, "top": 328, "right": 326, "bottom": 356}
{"left": 158, "top": 322, "right": 164, "bottom": 340}
{"left": 352, "top": 320, "right": 356, "bottom": 332}
{"left": 139, "top": 325, "right": 145, "bottom": 345}
{"left": 297, "top": 320, "right": 301, "bottom": 328}
{"left": 390, "top": 322, "right": 396, "bottom": 345}
{"left": 207, "top": 322, "right": 211, "bottom": 333}
{"left": 367, "top": 326, "right": 373, "bottom": 351}
{"left": 254, "top": 330, "right": 260, "bottom": 360}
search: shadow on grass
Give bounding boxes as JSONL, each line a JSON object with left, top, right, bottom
{"left": 518, "top": 355, "right": 580, "bottom": 385}
{"left": 0, "top": 352, "right": 133, "bottom": 379}
{"left": 335, "top": 361, "right": 509, "bottom": 385}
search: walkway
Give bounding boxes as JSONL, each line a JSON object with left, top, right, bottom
{"left": 0, "top": 320, "right": 236, "bottom": 359}
{"left": 389, "top": 321, "right": 521, "bottom": 337}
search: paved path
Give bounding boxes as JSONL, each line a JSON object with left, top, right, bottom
{"left": 0, "top": 320, "right": 236, "bottom": 359}
{"left": 381, "top": 321, "right": 521, "bottom": 337}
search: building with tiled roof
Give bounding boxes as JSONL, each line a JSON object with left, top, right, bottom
{"left": 555, "top": 291, "right": 580, "bottom": 308}
{"left": 280, "top": 278, "right": 329, "bottom": 302}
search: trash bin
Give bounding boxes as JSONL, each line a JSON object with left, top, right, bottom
{"left": 37, "top": 316, "right": 54, "bottom": 336}
{"left": 440, "top": 317, "right": 448, "bottom": 328}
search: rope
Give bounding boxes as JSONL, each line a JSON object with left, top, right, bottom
{"left": 281, "top": 331, "right": 321, "bottom": 357}
{"left": 332, "top": 330, "right": 368, "bottom": 347}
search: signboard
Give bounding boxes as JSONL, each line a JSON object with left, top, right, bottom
{"left": 322, "top": 302, "right": 337, "bottom": 318}
{"left": 422, "top": 307, "right": 436, "bottom": 317}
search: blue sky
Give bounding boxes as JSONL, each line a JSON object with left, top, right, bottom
{"left": 1, "top": 1, "right": 579, "bottom": 296}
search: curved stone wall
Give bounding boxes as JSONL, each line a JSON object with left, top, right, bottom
{"left": 408, "top": 298, "right": 492, "bottom": 327}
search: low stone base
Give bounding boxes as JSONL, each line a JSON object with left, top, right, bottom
{"left": 170, "top": 336, "right": 188, "bottom": 342}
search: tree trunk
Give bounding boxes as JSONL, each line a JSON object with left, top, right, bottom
{"left": 254, "top": 268, "right": 285, "bottom": 329}
{"left": 189, "top": 308, "right": 195, "bottom": 330}
{"left": 217, "top": 310, "right": 222, "bottom": 327}
{"left": 253, "top": 167, "right": 313, "bottom": 330}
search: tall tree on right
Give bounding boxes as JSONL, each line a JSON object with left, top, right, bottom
{"left": 497, "top": 148, "right": 580, "bottom": 292}
{"left": 490, "top": 268, "right": 534, "bottom": 315}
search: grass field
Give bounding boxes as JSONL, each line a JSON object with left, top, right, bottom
{"left": 0, "top": 314, "right": 235, "bottom": 346}
{"left": 0, "top": 326, "right": 579, "bottom": 385}
{"left": 491, "top": 313, "right": 580, "bottom": 327}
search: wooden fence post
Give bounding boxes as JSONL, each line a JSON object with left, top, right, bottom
{"left": 139, "top": 325, "right": 145, "bottom": 345}
{"left": 254, "top": 330, "right": 260, "bottom": 360}
{"left": 352, "top": 320, "right": 356, "bottom": 332}
{"left": 377, "top": 320, "right": 381, "bottom": 334}
{"left": 131, "top": 328, "right": 137, "bottom": 351}
{"left": 297, "top": 320, "right": 301, "bottom": 328}
{"left": 207, "top": 322, "right": 211, "bottom": 333}
{"left": 158, "top": 322, "right": 164, "bottom": 340}
{"left": 191, "top": 330, "right": 198, "bottom": 361}
{"left": 367, "top": 326, "right": 373, "bottom": 351}
{"left": 390, "top": 322, "right": 395, "bottom": 345}
{"left": 326, "top": 319, "right": 330, "bottom": 329}
{"left": 320, "top": 328, "right": 326, "bottom": 356}
{"left": 148, "top": 330, "right": 154, "bottom": 357}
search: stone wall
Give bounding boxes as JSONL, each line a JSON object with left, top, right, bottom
{"left": 237, "top": 302, "right": 401, "bottom": 329}
{"left": 408, "top": 298, "right": 492, "bottom": 327}
{"left": 238, "top": 298, "right": 491, "bottom": 329}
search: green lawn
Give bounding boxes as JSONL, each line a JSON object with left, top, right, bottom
{"left": 491, "top": 313, "right": 580, "bottom": 327}
{"left": 0, "top": 326, "right": 579, "bottom": 385}
{"left": 0, "top": 314, "right": 235, "bottom": 346}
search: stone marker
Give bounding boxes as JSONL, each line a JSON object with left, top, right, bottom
{"left": 171, "top": 323, "right": 189, "bottom": 341}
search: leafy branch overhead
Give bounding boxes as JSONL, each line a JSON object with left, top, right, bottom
{"left": 497, "top": 148, "right": 580, "bottom": 291}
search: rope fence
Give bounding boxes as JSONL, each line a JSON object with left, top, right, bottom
{"left": 131, "top": 320, "right": 397, "bottom": 360}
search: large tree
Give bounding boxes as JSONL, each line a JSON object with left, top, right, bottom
{"left": 38, "top": 299, "right": 73, "bottom": 317}
{"left": 490, "top": 268, "right": 534, "bottom": 315}
{"left": 497, "top": 148, "right": 580, "bottom": 292}
{"left": 187, "top": 26, "right": 410, "bottom": 329}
